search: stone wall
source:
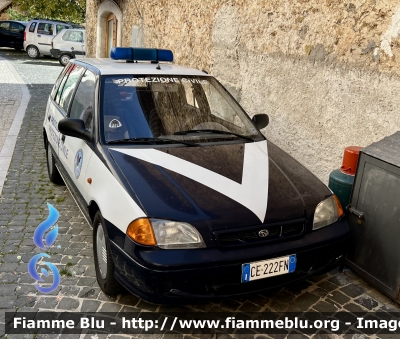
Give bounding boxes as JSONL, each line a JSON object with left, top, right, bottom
{"left": 86, "top": 0, "right": 400, "bottom": 182}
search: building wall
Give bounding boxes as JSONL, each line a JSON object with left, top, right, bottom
{"left": 86, "top": 0, "right": 400, "bottom": 182}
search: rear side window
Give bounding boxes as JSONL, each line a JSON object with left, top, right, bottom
{"left": 10, "top": 22, "right": 24, "bottom": 33}
{"left": 29, "top": 22, "right": 37, "bottom": 33}
{"left": 62, "top": 31, "right": 83, "bottom": 43}
{"left": 56, "top": 24, "right": 69, "bottom": 34}
{"left": 58, "top": 65, "right": 84, "bottom": 112}
{"left": 51, "top": 64, "right": 72, "bottom": 100}
{"left": 69, "top": 70, "right": 96, "bottom": 130}
{"left": 0, "top": 22, "right": 10, "bottom": 31}
{"left": 37, "top": 23, "right": 54, "bottom": 35}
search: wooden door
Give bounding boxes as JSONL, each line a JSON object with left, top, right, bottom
{"left": 106, "top": 13, "right": 118, "bottom": 57}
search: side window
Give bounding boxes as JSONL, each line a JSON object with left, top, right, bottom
{"left": 69, "top": 70, "right": 96, "bottom": 130}
{"left": 51, "top": 64, "right": 71, "bottom": 100}
{"left": 37, "top": 23, "right": 54, "bottom": 35}
{"left": 59, "top": 65, "right": 84, "bottom": 113}
{"left": 56, "top": 24, "right": 69, "bottom": 34}
{"left": 0, "top": 22, "right": 10, "bottom": 31}
{"left": 10, "top": 22, "right": 24, "bottom": 33}
{"left": 68, "top": 31, "right": 83, "bottom": 42}
{"left": 29, "top": 22, "right": 36, "bottom": 33}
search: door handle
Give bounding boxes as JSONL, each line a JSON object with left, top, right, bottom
{"left": 48, "top": 114, "right": 51, "bottom": 121}
{"left": 61, "top": 135, "right": 66, "bottom": 142}
{"left": 37, "top": 34, "right": 41, "bottom": 37}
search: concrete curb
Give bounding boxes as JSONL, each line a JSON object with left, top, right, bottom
{"left": 0, "top": 56, "right": 31, "bottom": 194}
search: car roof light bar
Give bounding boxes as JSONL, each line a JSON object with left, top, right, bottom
{"left": 110, "top": 47, "right": 174, "bottom": 63}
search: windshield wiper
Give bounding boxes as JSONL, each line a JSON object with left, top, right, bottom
{"left": 174, "top": 129, "right": 255, "bottom": 142}
{"left": 107, "top": 137, "right": 199, "bottom": 147}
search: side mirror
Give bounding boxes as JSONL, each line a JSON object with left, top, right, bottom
{"left": 252, "top": 114, "right": 269, "bottom": 130}
{"left": 58, "top": 118, "right": 91, "bottom": 143}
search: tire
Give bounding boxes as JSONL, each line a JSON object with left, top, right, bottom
{"left": 59, "top": 53, "right": 72, "bottom": 66}
{"left": 93, "top": 211, "right": 122, "bottom": 296}
{"left": 46, "top": 140, "right": 64, "bottom": 185}
{"left": 26, "top": 45, "right": 40, "bottom": 59}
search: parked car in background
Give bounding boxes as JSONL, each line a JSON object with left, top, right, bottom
{"left": 50, "top": 28, "right": 86, "bottom": 66}
{"left": 0, "top": 20, "right": 27, "bottom": 50}
{"left": 24, "top": 19, "right": 82, "bottom": 59}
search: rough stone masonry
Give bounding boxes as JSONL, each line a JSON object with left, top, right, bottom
{"left": 86, "top": 0, "right": 400, "bottom": 182}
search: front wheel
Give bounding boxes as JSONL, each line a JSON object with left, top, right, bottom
{"left": 93, "top": 211, "right": 122, "bottom": 296}
{"left": 46, "top": 140, "right": 64, "bottom": 185}
{"left": 59, "top": 53, "right": 72, "bottom": 66}
{"left": 26, "top": 45, "right": 40, "bottom": 59}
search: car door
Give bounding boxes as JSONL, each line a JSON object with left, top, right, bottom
{"left": 35, "top": 22, "right": 55, "bottom": 54}
{"left": 59, "top": 69, "right": 96, "bottom": 196}
{"left": 9, "top": 22, "right": 25, "bottom": 49}
{"left": 0, "top": 22, "right": 11, "bottom": 47}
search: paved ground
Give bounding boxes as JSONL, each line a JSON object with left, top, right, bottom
{"left": 0, "top": 48, "right": 399, "bottom": 339}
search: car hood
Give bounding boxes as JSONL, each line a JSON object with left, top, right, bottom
{"left": 107, "top": 140, "right": 330, "bottom": 231}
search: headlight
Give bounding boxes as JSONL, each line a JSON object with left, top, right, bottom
{"left": 150, "top": 219, "right": 206, "bottom": 249}
{"left": 126, "top": 218, "right": 206, "bottom": 249}
{"left": 313, "top": 195, "right": 344, "bottom": 230}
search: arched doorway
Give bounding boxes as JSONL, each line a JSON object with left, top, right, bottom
{"left": 96, "top": 1, "right": 122, "bottom": 58}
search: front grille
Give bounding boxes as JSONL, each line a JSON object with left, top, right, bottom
{"left": 214, "top": 219, "right": 304, "bottom": 247}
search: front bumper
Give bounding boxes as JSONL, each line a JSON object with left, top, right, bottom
{"left": 110, "top": 218, "right": 349, "bottom": 303}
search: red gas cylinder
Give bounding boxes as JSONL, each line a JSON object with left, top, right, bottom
{"left": 340, "top": 146, "right": 362, "bottom": 175}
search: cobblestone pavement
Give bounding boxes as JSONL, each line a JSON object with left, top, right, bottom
{"left": 0, "top": 48, "right": 399, "bottom": 339}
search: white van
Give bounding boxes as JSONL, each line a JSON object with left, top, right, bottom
{"left": 50, "top": 28, "right": 86, "bottom": 66}
{"left": 23, "top": 19, "right": 76, "bottom": 58}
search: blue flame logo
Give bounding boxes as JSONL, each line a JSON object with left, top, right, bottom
{"left": 33, "top": 203, "right": 59, "bottom": 249}
{"left": 28, "top": 203, "right": 61, "bottom": 293}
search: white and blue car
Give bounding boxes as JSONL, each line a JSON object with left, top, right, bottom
{"left": 43, "top": 47, "right": 349, "bottom": 303}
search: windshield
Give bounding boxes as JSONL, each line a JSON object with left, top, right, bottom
{"left": 100, "top": 75, "right": 263, "bottom": 144}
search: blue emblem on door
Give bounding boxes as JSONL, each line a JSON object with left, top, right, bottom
{"left": 74, "top": 149, "right": 83, "bottom": 179}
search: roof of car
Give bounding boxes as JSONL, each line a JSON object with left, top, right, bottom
{"left": 0, "top": 20, "right": 28, "bottom": 25}
{"left": 76, "top": 58, "right": 211, "bottom": 76}
{"left": 28, "top": 19, "right": 72, "bottom": 25}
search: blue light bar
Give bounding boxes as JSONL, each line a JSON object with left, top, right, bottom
{"left": 110, "top": 47, "right": 174, "bottom": 62}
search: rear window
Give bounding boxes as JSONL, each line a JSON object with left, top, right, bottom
{"left": 29, "top": 22, "right": 36, "bottom": 33}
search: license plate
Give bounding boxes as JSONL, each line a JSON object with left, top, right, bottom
{"left": 241, "top": 254, "right": 296, "bottom": 283}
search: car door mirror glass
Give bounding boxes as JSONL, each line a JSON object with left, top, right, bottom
{"left": 58, "top": 118, "right": 91, "bottom": 142}
{"left": 252, "top": 114, "right": 269, "bottom": 130}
